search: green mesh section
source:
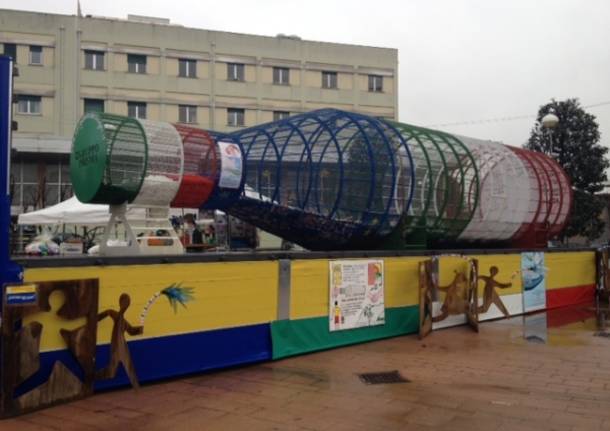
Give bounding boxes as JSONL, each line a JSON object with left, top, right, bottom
{"left": 381, "top": 121, "right": 479, "bottom": 248}
{"left": 71, "top": 113, "right": 147, "bottom": 204}
{"left": 430, "top": 129, "right": 479, "bottom": 237}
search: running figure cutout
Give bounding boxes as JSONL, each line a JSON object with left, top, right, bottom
{"left": 478, "top": 266, "right": 512, "bottom": 318}
{"left": 95, "top": 294, "right": 143, "bottom": 388}
{"left": 432, "top": 270, "right": 468, "bottom": 322}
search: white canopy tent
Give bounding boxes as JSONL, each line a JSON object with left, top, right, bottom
{"left": 16, "top": 184, "right": 270, "bottom": 226}
{"left": 17, "top": 197, "right": 145, "bottom": 226}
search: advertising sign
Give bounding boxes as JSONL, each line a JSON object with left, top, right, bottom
{"left": 218, "top": 141, "right": 243, "bottom": 189}
{"left": 522, "top": 252, "right": 546, "bottom": 312}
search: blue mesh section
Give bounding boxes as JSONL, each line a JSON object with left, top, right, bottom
{"left": 225, "top": 109, "right": 415, "bottom": 250}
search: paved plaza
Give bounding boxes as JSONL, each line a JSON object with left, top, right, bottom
{"left": 4, "top": 304, "right": 610, "bottom": 431}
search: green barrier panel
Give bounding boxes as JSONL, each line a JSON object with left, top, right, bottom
{"left": 271, "top": 305, "right": 419, "bottom": 359}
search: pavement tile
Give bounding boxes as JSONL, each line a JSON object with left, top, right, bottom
{"left": 4, "top": 304, "right": 610, "bottom": 431}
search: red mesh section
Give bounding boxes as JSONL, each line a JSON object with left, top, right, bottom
{"left": 533, "top": 153, "right": 561, "bottom": 226}
{"left": 171, "top": 125, "right": 219, "bottom": 208}
{"left": 508, "top": 147, "right": 572, "bottom": 247}
{"left": 508, "top": 147, "right": 542, "bottom": 245}
{"left": 541, "top": 154, "right": 573, "bottom": 237}
{"left": 509, "top": 148, "right": 550, "bottom": 247}
{"left": 530, "top": 152, "right": 573, "bottom": 238}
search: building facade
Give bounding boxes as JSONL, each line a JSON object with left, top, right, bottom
{"left": 0, "top": 9, "right": 398, "bottom": 214}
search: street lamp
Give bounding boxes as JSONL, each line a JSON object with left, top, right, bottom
{"left": 541, "top": 113, "right": 559, "bottom": 155}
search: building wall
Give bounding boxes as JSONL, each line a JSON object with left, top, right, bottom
{"left": 1, "top": 9, "right": 398, "bottom": 213}
{"left": 1, "top": 9, "right": 398, "bottom": 137}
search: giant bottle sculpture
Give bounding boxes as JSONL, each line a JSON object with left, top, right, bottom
{"left": 70, "top": 109, "right": 572, "bottom": 251}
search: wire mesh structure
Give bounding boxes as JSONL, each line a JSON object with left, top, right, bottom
{"left": 218, "top": 111, "right": 570, "bottom": 249}
{"left": 384, "top": 121, "right": 479, "bottom": 244}
{"left": 130, "top": 120, "right": 183, "bottom": 207}
{"left": 457, "top": 137, "right": 532, "bottom": 241}
{"left": 71, "top": 112, "right": 147, "bottom": 205}
{"left": 171, "top": 125, "right": 219, "bottom": 209}
{"left": 223, "top": 109, "right": 415, "bottom": 250}
{"left": 70, "top": 109, "right": 573, "bottom": 250}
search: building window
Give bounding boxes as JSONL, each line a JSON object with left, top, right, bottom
{"left": 127, "top": 101, "right": 147, "bottom": 119}
{"left": 179, "top": 105, "right": 197, "bottom": 123}
{"left": 12, "top": 160, "right": 73, "bottom": 213}
{"left": 3, "top": 43, "right": 16, "bottom": 61}
{"left": 127, "top": 54, "right": 147, "bottom": 74}
{"left": 273, "top": 111, "right": 290, "bottom": 121}
{"left": 227, "top": 63, "right": 245, "bottom": 81}
{"left": 17, "top": 95, "right": 41, "bottom": 114}
{"left": 84, "top": 98, "right": 104, "bottom": 113}
{"left": 368, "top": 75, "right": 383, "bottom": 92}
{"left": 322, "top": 71, "right": 337, "bottom": 89}
{"left": 178, "top": 59, "right": 196, "bottom": 78}
{"left": 273, "top": 67, "right": 289, "bottom": 85}
{"left": 227, "top": 108, "right": 245, "bottom": 127}
{"left": 29, "top": 46, "right": 42, "bottom": 65}
{"left": 84, "top": 50, "right": 104, "bottom": 70}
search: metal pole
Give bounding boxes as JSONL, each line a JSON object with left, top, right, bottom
{"left": 0, "top": 55, "right": 23, "bottom": 287}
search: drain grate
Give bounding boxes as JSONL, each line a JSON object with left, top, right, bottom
{"left": 358, "top": 370, "right": 409, "bottom": 385}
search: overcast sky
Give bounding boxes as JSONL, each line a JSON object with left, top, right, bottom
{"left": 2, "top": 0, "right": 609, "bottom": 147}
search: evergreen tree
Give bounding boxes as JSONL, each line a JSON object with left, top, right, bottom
{"left": 526, "top": 99, "right": 609, "bottom": 241}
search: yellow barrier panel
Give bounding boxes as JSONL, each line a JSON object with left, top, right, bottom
{"left": 21, "top": 251, "right": 596, "bottom": 351}
{"left": 24, "top": 261, "right": 279, "bottom": 351}
{"left": 545, "top": 251, "right": 595, "bottom": 290}
{"left": 476, "top": 254, "right": 522, "bottom": 296}
{"left": 290, "top": 257, "right": 441, "bottom": 320}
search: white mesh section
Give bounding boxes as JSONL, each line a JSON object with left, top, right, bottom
{"left": 458, "top": 138, "right": 532, "bottom": 241}
{"left": 132, "top": 120, "right": 184, "bottom": 207}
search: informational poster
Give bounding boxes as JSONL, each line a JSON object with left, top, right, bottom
{"left": 218, "top": 141, "right": 243, "bottom": 189}
{"left": 329, "top": 260, "right": 385, "bottom": 331}
{"left": 522, "top": 252, "right": 547, "bottom": 312}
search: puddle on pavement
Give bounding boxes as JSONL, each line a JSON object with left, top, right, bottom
{"left": 512, "top": 302, "right": 610, "bottom": 347}
{"left": 254, "top": 365, "right": 334, "bottom": 388}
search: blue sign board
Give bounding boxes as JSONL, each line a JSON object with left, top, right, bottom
{"left": 4, "top": 284, "right": 38, "bottom": 306}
